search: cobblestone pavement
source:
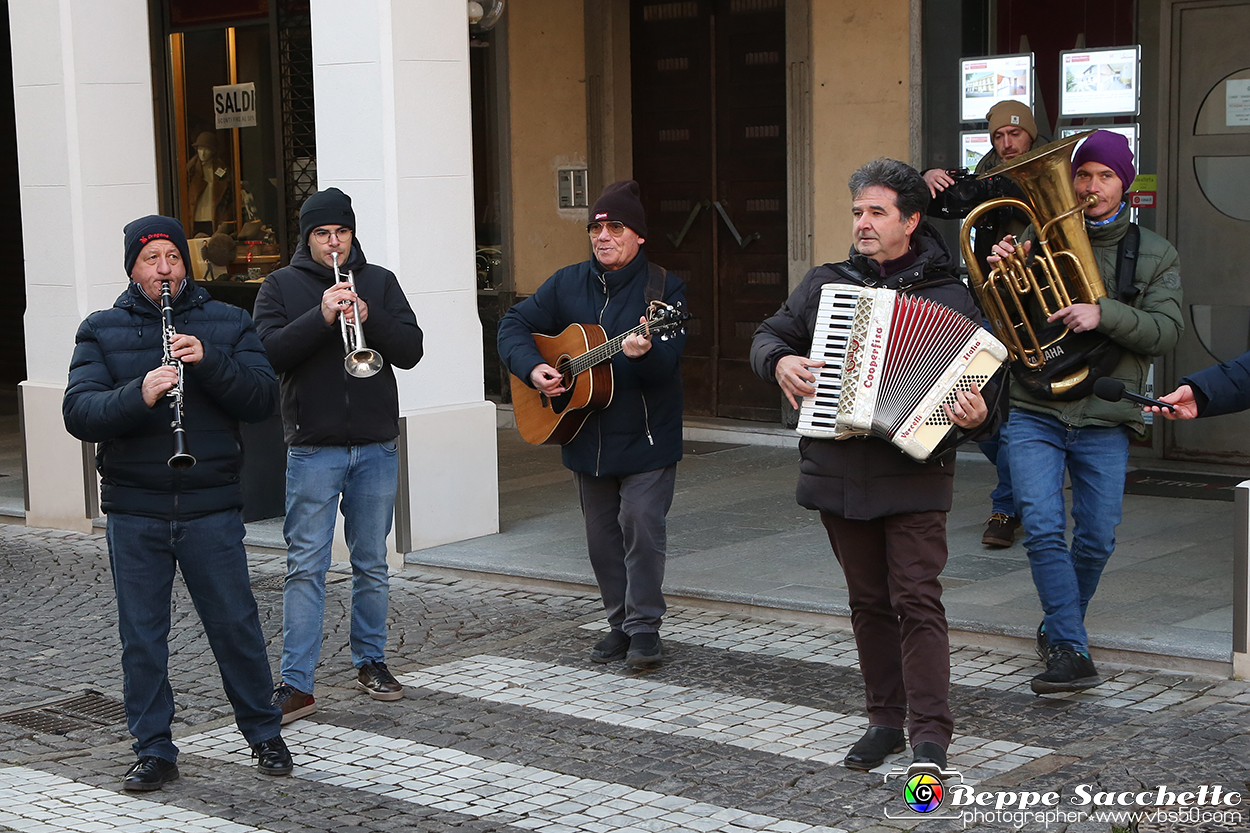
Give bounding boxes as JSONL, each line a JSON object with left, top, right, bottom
{"left": 1, "top": 524, "right": 1248, "bottom": 832}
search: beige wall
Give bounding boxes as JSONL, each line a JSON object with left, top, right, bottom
{"left": 507, "top": 0, "right": 591, "bottom": 296}
{"left": 809, "top": 0, "right": 915, "bottom": 266}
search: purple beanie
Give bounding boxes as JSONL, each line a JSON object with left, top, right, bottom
{"left": 1071, "top": 130, "right": 1136, "bottom": 191}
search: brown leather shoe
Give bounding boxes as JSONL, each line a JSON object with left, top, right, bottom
{"left": 272, "top": 683, "right": 316, "bottom": 725}
{"left": 982, "top": 513, "right": 1021, "bottom": 548}
{"left": 357, "top": 661, "right": 404, "bottom": 701}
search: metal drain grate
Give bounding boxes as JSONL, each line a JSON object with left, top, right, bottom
{"left": 251, "top": 574, "right": 286, "bottom": 592}
{"left": 0, "top": 691, "right": 128, "bottom": 735}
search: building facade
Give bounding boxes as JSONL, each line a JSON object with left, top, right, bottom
{"left": 6, "top": 0, "right": 1250, "bottom": 539}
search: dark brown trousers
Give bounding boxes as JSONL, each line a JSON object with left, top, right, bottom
{"left": 820, "top": 510, "right": 954, "bottom": 747}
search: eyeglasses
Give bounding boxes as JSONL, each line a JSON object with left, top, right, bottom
{"left": 312, "top": 227, "right": 353, "bottom": 243}
{"left": 586, "top": 221, "right": 628, "bottom": 237}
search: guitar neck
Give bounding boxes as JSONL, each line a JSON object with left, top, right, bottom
{"left": 565, "top": 321, "right": 650, "bottom": 378}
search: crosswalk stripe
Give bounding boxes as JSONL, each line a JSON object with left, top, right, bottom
{"left": 181, "top": 723, "right": 847, "bottom": 833}
{"left": 397, "top": 655, "right": 1054, "bottom": 777}
{"left": 0, "top": 765, "right": 264, "bottom": 832}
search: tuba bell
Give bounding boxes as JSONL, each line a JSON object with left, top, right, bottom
{"left": 960, "top": 130, "right": 1106, "bottom": 398}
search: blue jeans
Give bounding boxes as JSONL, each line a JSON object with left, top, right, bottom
{"left": 281, "top": 441, "right": 399, "bottom": 693}
{"left": 1007, "top": 410, "right": 1129, "bottom": 653}
{"left": 107, "top": 510, "right": 281, "bottom": 762}
{"left": 976, "top": 421, "right": 1016, "bottom": 517}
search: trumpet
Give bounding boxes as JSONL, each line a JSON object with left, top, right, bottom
{"left": 330, "top": 252, "right": 384, "bottom": 378}
{"left": 159, "top": 280, "right": 196, "bottom": 469}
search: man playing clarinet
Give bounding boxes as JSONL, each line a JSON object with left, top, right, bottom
{"left": 751, "top": 159, "right": 994, "bottom": 773}
{"left": 63, "top": 215, "right": 292, "bottom": 791}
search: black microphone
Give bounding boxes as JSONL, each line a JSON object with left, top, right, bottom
{"left": 1092, "top": 377, "right": 1176, "bottom": 412}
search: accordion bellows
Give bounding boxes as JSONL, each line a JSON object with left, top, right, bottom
{"left": 797, "top": 284, "right": 1008, "bottom": 460}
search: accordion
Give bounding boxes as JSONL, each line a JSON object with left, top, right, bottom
{"left": 797, "top": 284, "right": 1008, "bottom": 460}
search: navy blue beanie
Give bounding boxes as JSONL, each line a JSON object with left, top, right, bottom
{"left": 299, "top": 187, "right": 356, "bottom": 244}
{"left": 124, "top": 215, "right": 192, "bottom": 276}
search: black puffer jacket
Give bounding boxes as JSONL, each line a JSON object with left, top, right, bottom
{"left": 253, "top": 239, "right": 424, "bottom": 446}
{"left": 63, "top": 281, "right": 278, "bottom": 520}
{"left": 497, "top": 250, "right": 686, "bottom": 477}
{"left": 751, "top": 223, "right": 996, "bottom": 520}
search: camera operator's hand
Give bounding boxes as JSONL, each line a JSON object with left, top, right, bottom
{"left": 987, "top": 234, "right": 1031, "bottom": 266}
{"left": 923, "top": 168, "right": 955, "bottom": 198}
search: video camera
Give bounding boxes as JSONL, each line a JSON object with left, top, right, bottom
{"left": 929, "top": 169, "right": 1013, "bottom": 220}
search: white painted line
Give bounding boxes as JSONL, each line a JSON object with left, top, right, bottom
{"left": 182, "top": 723, "right": 847, "bottom": 833}
{"left": 397, "top": 655, "right": 1054, "bottom": 777}
{"left": 0, "top": 765, "right": 263, "bottom": 833}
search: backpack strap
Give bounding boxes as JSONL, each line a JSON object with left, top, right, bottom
{"left": 1114, "top": 223, "right": 1140, "bottom": 302}
{"left": 645, "top": 262, "right": 668, "bottom": 303}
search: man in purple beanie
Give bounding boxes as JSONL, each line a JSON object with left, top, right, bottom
{"left": 989, "top": 131, "right": 1183, "bottom": 694}
{"left": 497, "top": 181, "right": 687, "bottom": 668}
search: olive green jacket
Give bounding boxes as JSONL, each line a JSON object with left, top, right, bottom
{"left": 1010, "top": 208, "right": 1183, "bottom": 435}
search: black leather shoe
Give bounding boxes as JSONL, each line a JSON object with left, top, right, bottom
{"left": 123, "top": 756, "right": 179, "bottom": 791}
{"left": 251, "top": 735, "right": 293, "bottom": 776}
{"left": 843, "top": 726, "right": 905, "bottom": 771}
{"left": 912, "top": 741, "right": 948, "bottom": 769}
{"left": 591, "top": 630, "right": 630, "bottom": 663}
{"left": 625, "top": 632, "right": 663, "bottom": 668}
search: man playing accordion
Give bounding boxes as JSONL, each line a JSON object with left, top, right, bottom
{"left": 751, "top": 159, "right": 995, "bottom": 773}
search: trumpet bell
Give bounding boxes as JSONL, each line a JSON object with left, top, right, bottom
{"left": 345, "top": 348, "right": 384, "bottom": 378}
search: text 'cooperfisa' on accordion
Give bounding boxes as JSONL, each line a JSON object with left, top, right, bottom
{"left": 797, "top": 284, "right": 1008, "bottom": 461}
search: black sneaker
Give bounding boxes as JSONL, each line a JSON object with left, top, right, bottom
{"left": 357, "top": 661, "right": 404, "bottom": 701}
{"left": 590, "top": 629, "right": 630, "bottom": 663}
{"left": 1035, "top": 622, "right": 1049, "bottom": 663}
{"left": 123, "top": 756, "right": 179, "bottom": 791}
{"left": 272, "top": 683, "right": 317, "bottom": 725}
{"left": 625, "top": 632, "right": 663, "bottom": 668}
{"left": 251, "top": 735, "right": 293, "bottom": 776}
{"left": 1031, "top": 646, "right": 1101, "bottom": 694}
{"left": 982, "top": 513, "right": 1021, "bottom": 548}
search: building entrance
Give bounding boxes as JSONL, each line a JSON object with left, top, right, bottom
{"left": 1164, "top": 0, "right": 1250, "bottom": 464}
{"left": 630, "top": 0, "right": 787, "bottom": 421}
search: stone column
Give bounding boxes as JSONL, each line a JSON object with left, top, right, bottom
{"left": 11, "top": 0, "right": 160, "bottom": 531}
{"left": 310, "top": 0, "right": 498, "bottom": 552}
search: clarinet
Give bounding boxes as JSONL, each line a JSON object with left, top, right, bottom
{"left": 159, "top": 280, "right": 196, "bottom": 469}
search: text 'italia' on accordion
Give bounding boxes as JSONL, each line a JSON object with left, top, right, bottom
{"left": 797, "top": 284, "right": 1008, "bottom": 461}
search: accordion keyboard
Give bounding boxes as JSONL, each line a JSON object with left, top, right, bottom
{"left": 796, "top": 284, "right": 867, "bottom": 437}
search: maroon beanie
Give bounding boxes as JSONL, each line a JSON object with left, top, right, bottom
{"left": 1071, "top": 130, "right": 1136, "bottom": 191}
{"left": 589, "top": 180, "right": 647, "bottom": 238}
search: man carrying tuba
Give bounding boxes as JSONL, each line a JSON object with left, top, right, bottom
{"left": 987, "top": 131, "right": 1183, "bottom": 695}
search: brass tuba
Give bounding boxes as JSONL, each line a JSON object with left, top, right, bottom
{"left": 960, "top": 130, "right": 1103, "bottom": 397}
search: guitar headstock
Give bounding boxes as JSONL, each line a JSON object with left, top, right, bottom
{"left": 645, "top": 300, "right": 692, "bottom": 341}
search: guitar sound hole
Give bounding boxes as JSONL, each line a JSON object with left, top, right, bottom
{"left": 548, "top": 359, "right": 576, "bottom": 414}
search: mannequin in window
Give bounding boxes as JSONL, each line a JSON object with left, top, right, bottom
{"left": 187, "top": 131, "right": 232, "bottom": 236}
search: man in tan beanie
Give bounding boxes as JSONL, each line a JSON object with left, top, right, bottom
{"left": 923, "top": 99, "right": 1045, "bottom": 552}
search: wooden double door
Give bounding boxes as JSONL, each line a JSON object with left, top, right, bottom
{"left": 631, "top": 0, "right": 787, "bottom": 421}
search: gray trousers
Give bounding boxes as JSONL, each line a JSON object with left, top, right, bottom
{"left": 574, "top": 465, "right": 677, "bottom": 635}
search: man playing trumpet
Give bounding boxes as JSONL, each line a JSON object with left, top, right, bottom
{"left": 988, "top": 131, "right": 1183, "bottom": 694}
{"left": 254, "top": 188, "right": 424, "bottom": 722}
{"left": 63, "top": 215, "right": 291, "bottom": 790}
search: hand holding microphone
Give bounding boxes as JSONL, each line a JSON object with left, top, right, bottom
{"left": 1092, "top": 377, "right": 1178, "bottom": 415}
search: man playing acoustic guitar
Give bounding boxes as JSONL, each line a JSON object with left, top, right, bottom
{"left": 497, "top": 180, "right": 687, "bottom": 668}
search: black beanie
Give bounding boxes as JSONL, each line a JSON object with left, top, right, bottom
{"left": 299, "top": 187, "right": 357, "bottom": 244}
{"left": 590, "top": 180, "right": 647, "bottom": 238}
{"left": 124, "top": 215, "right": 192, "bottom": 276}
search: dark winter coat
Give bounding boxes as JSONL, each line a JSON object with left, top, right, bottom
{"left": 63, "top": 280, "right": 278, "bottom": 520}
{"left": 253, "top": 239, "right": 424, "bottom": 446}
{"left": 496, "top": 249, "right": 686, "bottom": 477}
{"left": 750, "top": 222, "right": 995, "bottom": 520}
{"left": 1183, "top": 350, "right": 1250, "bottom": 418}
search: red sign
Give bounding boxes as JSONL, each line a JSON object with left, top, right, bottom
{"left": 1129, "top": 192, "right": 1156, "bottom": 208}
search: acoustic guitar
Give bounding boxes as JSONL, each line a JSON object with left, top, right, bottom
{"left": 510, "top": 301, "right": 688, "bottom": 445}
